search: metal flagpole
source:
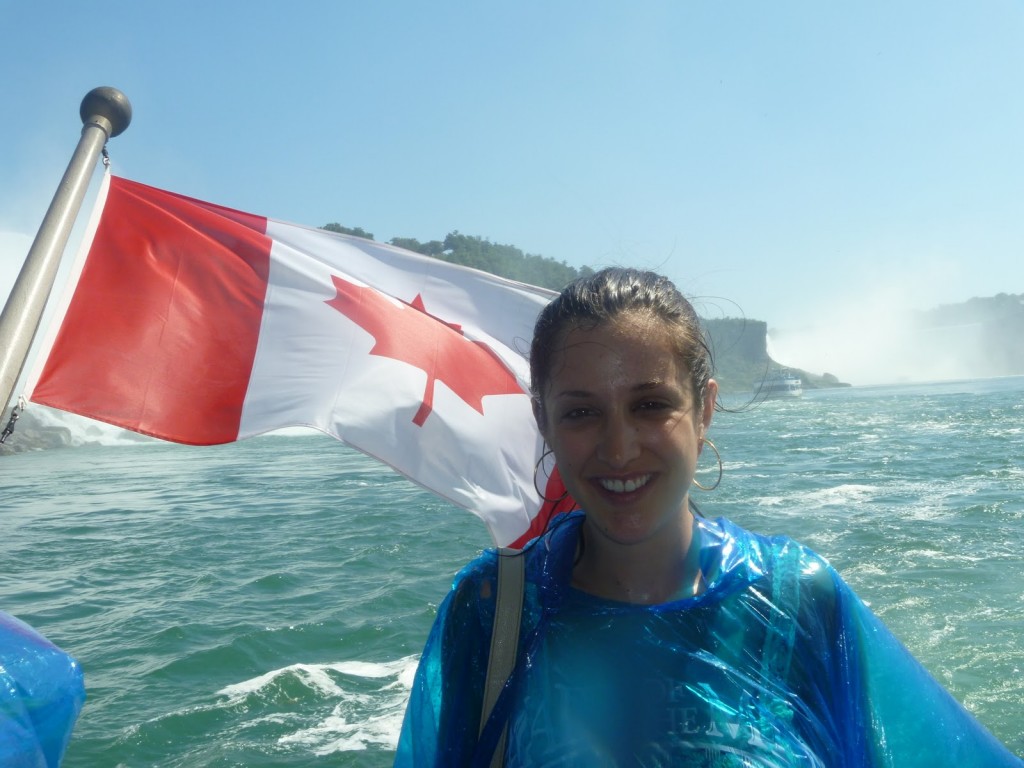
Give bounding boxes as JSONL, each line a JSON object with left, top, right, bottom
{"left": 0, "top": 86, "right": 132, "bottom": 433}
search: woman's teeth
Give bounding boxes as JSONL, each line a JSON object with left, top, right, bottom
{"left": 599, "top": 475, "right": 651, "bottom": 493}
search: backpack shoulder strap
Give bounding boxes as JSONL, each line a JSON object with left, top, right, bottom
{"left": 479, "top": 547, "right": 525, "bottom": 768}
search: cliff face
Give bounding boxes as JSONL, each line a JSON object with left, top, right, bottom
{"left": 706, "top": 318, "right": 770, "bottom": 365}
{"left": 703, "top": 317, "right": 846, "bottom": 394}
{"left": 0, "top": 405, "right": 152, "bottom": 455}
{"left": 0, "top": 408, "right": 74, "bottom": 455}
{"left": 703, "top": 318, "right": 769, "bottom": 394}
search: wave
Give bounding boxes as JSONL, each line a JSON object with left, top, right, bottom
{"left": 217, "top": 656, "right": 418, "bottom": 755}
{"left": 111, "top": 654, "right": 419, "bottom": 765}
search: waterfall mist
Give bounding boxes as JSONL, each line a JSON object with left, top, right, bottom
{"left": 766, "top": 293, "right": 1004, "bottom": 387}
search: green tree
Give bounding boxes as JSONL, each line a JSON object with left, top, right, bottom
{"left": 322, "top": 223, "right": 374, "bottom": 240}
{"left": 321, "top": 225, "right": 591, "bottom": 290}
{"left": 389, "top": 237, "right": 445, "bottom": 256}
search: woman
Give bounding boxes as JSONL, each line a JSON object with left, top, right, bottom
{"left": 395, "top": 268, "right": 1022, "bottom": 767}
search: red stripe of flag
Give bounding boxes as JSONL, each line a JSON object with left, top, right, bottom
{"left": 31, "top": 177, "right": 271, "bottom": 444}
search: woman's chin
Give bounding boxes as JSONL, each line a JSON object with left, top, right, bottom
{"left": 584, "top": 510, "right": 664, "bottom": 547}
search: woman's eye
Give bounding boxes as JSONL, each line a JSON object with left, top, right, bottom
{"left": 636, "top": 400, "right": 669, "bottom": 412}
{"left": 562, "top": 407, "right": 595, "bottom": 421}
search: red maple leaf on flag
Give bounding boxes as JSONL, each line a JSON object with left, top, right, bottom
{"left": 325, "top": 275, "right": 526, "bottom": 426}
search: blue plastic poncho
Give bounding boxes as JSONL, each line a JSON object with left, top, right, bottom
{"left": 1, "top": 611, "right": 85, "bottom": 767}
{"left": 395, "top": 511, "right": 1022, "bottom": 767}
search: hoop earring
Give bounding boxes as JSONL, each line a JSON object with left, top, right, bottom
{"left": 533, "top": 447, "right": 569, "bottom": 504}
{"left": 693, "top": 438, "right": 722, "bottom": 491}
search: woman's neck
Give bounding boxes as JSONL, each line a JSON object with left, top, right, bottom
{"left": 570, "top": 510, "right": 704, "bottom": 605}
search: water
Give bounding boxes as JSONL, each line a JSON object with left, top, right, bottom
{"left": 2, "top": 377, "right": 1023, "bottom": 765}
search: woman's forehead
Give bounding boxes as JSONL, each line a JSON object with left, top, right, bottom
{"left": 557, "top": 312, "right": 674, "bottom": 351}
{"left": 548, "top": 316, "right": 688, "bottom": 387}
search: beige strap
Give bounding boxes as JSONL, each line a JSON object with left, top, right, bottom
{"left": 479, "top": 546, "right": 524, "bottom": 768}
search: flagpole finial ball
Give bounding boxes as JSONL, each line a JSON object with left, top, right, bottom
{"left": 80, "top": 87, "right": 132, "bottom": 138}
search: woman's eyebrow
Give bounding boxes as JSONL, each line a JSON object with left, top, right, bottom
{"left": 552, "top": 388, "right": 593, "bottom": 399}
{"left": 554, "top": 381, "right": 668, "bottom": 399}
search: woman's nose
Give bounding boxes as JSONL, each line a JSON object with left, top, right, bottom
{"left": 598, "top": 413, "right": 640, "bottom": 467}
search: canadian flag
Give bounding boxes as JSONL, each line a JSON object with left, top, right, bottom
{"left": 28, "top": 174, "right": 573, "bottom": 546}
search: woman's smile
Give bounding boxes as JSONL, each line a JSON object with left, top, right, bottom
{"left": 596, "top": 473, "right": 652, "bottom": 495}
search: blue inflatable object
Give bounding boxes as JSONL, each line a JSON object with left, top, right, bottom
{"left": 396, "top": 511, "right": 1024, "bottom": 767}
{"left": 1, "top": 611, "right": 85, "bottom": 767}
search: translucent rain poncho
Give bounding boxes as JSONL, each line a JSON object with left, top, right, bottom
{"left": 0, "top": 611, "right": 84, "bottom": 767}
{"left": 395, "top": 511, "right": 1023, "bottom": 767}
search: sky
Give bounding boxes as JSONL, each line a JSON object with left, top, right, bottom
{"left": 2, "top": 1, "right": 1023, "bottom": 386}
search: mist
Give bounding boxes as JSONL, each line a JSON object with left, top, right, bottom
{"left": 766, "top": 289, "right": 1005, "bottom": 387}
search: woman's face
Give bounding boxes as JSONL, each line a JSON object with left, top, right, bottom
{"left": 536, "top": 313, "right": 716, "bottom": 548}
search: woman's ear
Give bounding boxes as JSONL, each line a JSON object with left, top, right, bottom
{"left": 701, "top": 379, "right": 718, "bottom": 433}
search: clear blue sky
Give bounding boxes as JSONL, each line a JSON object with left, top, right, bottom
{"left": 2, "top": 1, "right": 1022, "bottom": 384}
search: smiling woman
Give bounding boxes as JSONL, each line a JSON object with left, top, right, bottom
{"left": 534, "top": 310, "right": 715, "bottom": 605}
{"left": 394, "top": 267, "right": 1024, "bottom": 768}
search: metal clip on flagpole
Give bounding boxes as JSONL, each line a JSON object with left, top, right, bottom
{"left": 0, "top": 87, "right": 132, "bottom": 432}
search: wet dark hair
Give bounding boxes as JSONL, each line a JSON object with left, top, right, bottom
{"left": 529, "top": 267, "right": 714, "bottom": 423}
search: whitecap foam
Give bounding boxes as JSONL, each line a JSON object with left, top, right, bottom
{"left": 782, "top": 484, "right": 877, "bottom": 509}
{"left": 278, "top": 706, "right": 404, "bottom": 755}
{"left": 218, "top": 662, "right": 346, "bottom": 703}
{"left": 214, "top": 655, "right": 421, "bottom": 754}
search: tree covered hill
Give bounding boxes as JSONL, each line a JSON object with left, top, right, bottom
{"left": 322, "top": 223, "right": 592, "bottom": 290}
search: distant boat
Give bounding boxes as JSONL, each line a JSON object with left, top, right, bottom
{"left": 755, "top": 371, "right": 803, "bottom": 399}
